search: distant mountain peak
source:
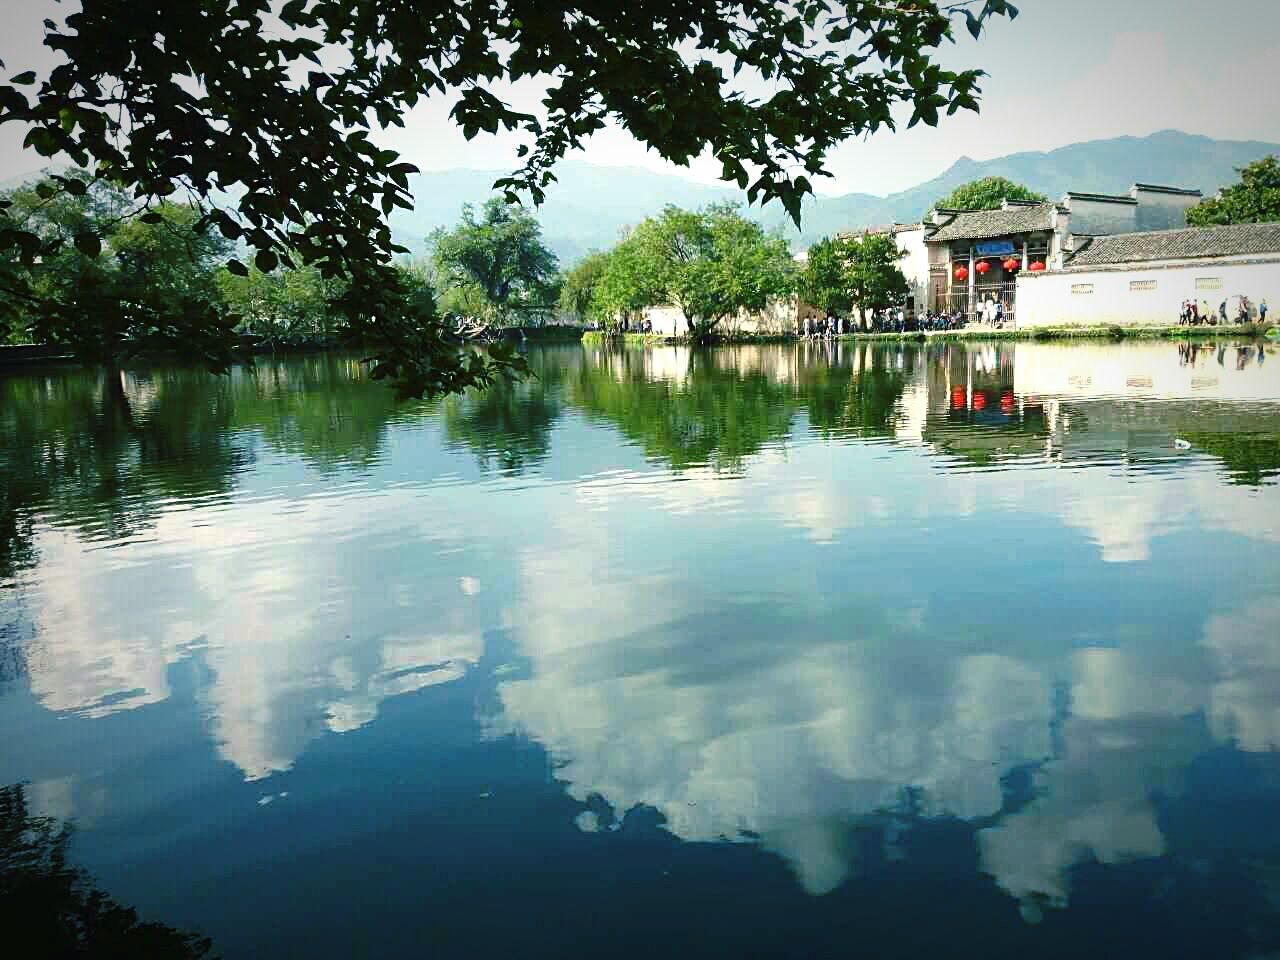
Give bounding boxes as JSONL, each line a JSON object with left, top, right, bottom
{"left": 385, "top": 131, "right": 1280, "bottom": 263}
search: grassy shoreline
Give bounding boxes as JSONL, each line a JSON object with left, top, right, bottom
{"left": 582, "top": 324, "right": 1273, "bottom": 346}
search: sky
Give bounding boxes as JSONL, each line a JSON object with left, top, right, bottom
{"left": 2, "top": 0, "right": 1278, "bottom": 197}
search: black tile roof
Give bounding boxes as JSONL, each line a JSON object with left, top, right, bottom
{"left": 926, "top": 202, "right": 1058, "bottom": 242}
{"left": 1066, "top": 223, "right": 1280, "bottom": 267}
{"left": 1132, "top": 183, "right": 1203, "bottom": 197}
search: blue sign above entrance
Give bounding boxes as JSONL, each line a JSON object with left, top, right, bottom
{"left": 975, "top": 240, "right": 1016, "bottom": 255}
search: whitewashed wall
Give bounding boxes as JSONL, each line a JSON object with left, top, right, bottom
{"left": 1132, "top": 187, "right": 1200, "bottom": 232}
{"left": 896, "top": 228, "right": 930, "bottom": 313}
{"left": 1064, "top": 196, "right": 1137, "bottom": 238}
{"left": 1016, "top": 257, "right": 1280, "bottom": 327}
{"left": 641, "top": 298, "right": 799, "bottom": 337}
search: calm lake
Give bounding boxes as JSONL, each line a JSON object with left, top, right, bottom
{"left": 3, "top": 339, "right": 1280, "bottom": 958}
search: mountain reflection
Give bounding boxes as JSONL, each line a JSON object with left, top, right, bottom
{"left": 2, "top": 339, "right": 1279, "bottom": 946}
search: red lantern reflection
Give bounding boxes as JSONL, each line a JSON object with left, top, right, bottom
{"left": 972, "top": 391, "right": 987, "bottom": 411}
{"left": 951, "top": 385, "right": 966, "bottom": 409}
{"left": 1000, "top": 390, "right": 1015, "bottom": 414}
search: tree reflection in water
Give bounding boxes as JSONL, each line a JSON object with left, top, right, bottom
{"left": 0, "top": 783, "right": 214, "bottom": 958}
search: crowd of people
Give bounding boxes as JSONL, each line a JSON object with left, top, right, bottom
{"left": 796, "top": 304, "right": 993, "bottom": 336}
{"left": 797, "top": 313, "right": 850, "bottom": 338}
{"left": 1178, "top": 296, "right": 1268, "bottom": 326}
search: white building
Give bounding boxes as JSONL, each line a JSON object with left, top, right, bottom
{"left": 908, "top": 183, "right": 1206, "bottom": 322}
{"left": 1016, "top": 223, "right": 1280, "bottom": 328}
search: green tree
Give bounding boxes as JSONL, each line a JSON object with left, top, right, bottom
{"left": 931, "top": 176, "right": 1046, "bottom": 213}
{"left": 216, "top": 259, "right": 344, "bottom": 345}
{"left": 846, "top": 233, "right": 910, "bottom": 326}
{"left": 803, "top": 233, "right": 908, "bottom": 327}
{"left": 800, "top": 236, "right": 856, "bottom": 317}
{"left": 1187, "top": 156, "right": 1280, "bottom": 226}
{"left": 558, "top": 251, "right": 612, "bottom": 327}
{"left": 589, "top": 239, "right": 666, "bottom": 332}
{"left": 0, "top": 0, "right": 1017, "bottom": 396}
{"left": 431, "top": 199, "right": 560, "bottom": 326}
{"left": 3, "top": 173, "right": 239, "bottom": 384}
{"left": 611, "top": 204, "right": 797, "bottom": 340}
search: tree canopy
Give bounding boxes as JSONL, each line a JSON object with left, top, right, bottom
{"left": 802, "top": 232, "right": 909, "bottom": 324}
{"left": 602, "top": 204, "right": 797, "bottom": 339}
{"left": 931, "top": 176, "right": 1046, "bottom": 213}
{"left": 2, "top": 173, "right": 238, "bottom": 372}
{"left": 431, "top": 198, "right": 561, "bottom": 326}
{"left": 558, "top": 251, "right": 613, "bottom": 327}
{"left": 801, "top": 236, "right": 855, "bottom": 316}
{"left": 0, "top": 0, "right": 1017, "bottom": 395}
{"left": 1186, "top": 156, "right": 1280, "bottom": 227}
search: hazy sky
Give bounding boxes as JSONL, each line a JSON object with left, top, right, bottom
{"left": 2, "top": 0, "right": 1277, "bottom": 196}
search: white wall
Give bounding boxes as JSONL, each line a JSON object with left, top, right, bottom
{"left": 640, "top": 298, "right": 799, "bottom": 337}
{"left": 1016, "top": 257, "right": 1280, "bottom": 328}
{"left": 1132, "top": 188, "right": 1199, "bottom": 232}
{"left": 895, "top": 228, "right": 930, "bottom": 313}
{"left": 1064, "top": 196, "right": 1136, "bottom": 238}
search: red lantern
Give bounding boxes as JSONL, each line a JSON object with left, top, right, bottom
{"left": 954, "top": 265, "right": 969, "bottom": 282}
{"left": 975, "top": 260, "right": 991, "bottom": 275}
{"left": 1003, "top": 257, "right": 1020, "bottom": 272}
{"left": 1029, "top": 260, "right": 1047, "bottom": 273}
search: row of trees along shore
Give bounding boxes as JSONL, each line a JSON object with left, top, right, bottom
{"left": 4, "top": 1, "right": 1278, "bottom": 399}
{"left": 4, "top": 160, "right": 1278, "bottom": 377}
{"left": 0, "top": 173, "right": 918, "bottom": 359}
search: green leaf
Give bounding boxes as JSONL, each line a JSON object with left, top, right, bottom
{"left": 226, "top": 259, "right": 249, "bottom": 277}
{"left": 255, "top": 249, "right": 278, "bottom": 272}
{"left": 10, "top": 71, "right": 36, "bottom": 85}
{"left": 74, "top": 231, "right": 101, "bottom": 257}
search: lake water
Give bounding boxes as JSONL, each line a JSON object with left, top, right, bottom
{"left": 2, "top": 339, "right": 1280, "bottom": 958}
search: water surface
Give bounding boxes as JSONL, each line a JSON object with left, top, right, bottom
{"left": 2, "top": 340, "right": 1280, "bottom": 958}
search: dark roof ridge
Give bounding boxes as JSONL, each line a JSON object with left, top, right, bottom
{"left": 1131, "top": 183, "right": 1203, "bottom": 196}
{"left": 1066, "top": 191, "right": 1138, "bottom": 205}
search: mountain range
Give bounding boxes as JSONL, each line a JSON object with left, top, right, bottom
{"left": 390, "top": 130, "right": 1279, "bottom": 264}
{"left": 6, "top": 129, "right": 1275, "bottom": 267}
